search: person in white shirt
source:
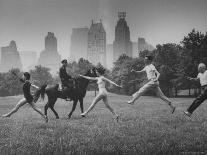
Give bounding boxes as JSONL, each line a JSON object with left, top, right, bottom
{"left": 184, "top": 63, "right": 207, "bottom": 117}
{"left": 79, "top": 67, "right": 122, "bottom": 121}
{"left": 127, "top": 55, "right": 176, "bottom": 114}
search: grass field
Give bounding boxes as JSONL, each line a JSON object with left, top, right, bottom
{"left": 1, "top": 92, "right": 207, "bottom": 155}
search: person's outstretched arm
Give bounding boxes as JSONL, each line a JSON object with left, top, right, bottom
{"left": 102, "top": 77, "right": 122, "bottom": 88}
{"left": 79, "top": 74, "right": 98, "bottom": 81}
{"left": 131, "top": 68, "right": 145, "bottom": 74}
{"left": 186, "top": 76, "right": 199, "bottom": 81}
{"left": 31, "top": 84, "right": 40, "bottom": 89}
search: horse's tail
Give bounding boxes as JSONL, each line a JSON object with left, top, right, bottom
{"left": 33, "top": 84, "right": 47, "bottom": 102}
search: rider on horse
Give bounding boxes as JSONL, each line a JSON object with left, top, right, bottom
{"left": 59, "top": 59, "right": 74, "bottom": 101}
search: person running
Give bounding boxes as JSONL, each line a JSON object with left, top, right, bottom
{"left": 2, "top": 72, "right": 48, "bottom": 122}
{"left": 78, "top": 67, "right": 122, "bottom": 121}
{"left": 59, "top": 59, "right": 74, "bottom": 101}
{"left": 127, "top": 55, "right": 176, "bottom": 113}
{"left": 184, "top": 63, "right": 207, "bottom": 117}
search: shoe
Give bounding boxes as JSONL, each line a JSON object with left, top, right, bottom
{"left": 45, "top": 115, "right": 48, "bottom": 123}
{"left": 183, "top": 111, "right": 191, "bottom": 117}
{"left": 127, "top": 100, "right": 134, "bottom": 105}
{"left": 80, "top": 113, "right": 85, "bottom": 117}
{"left": 2, "top": 114, "right": 9, "bottom": 117}
{"left": 171, "top": 106, "right": 176, "bottom": 114}
{"left": 115, "top": 115, "right": 119, "bottom": 122}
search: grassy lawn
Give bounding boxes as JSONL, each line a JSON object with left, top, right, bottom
{"left": 0, "top": 92, "right": 207, "bottom": 154}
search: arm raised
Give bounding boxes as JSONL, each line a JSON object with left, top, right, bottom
{"left": 102, "top": 77, "right": 122, "bottom": 88}
{"left": 31, "top": 84, "right": 40, "bottom": 89}
{"left": 79, "top": 74, "right": 98, "bottom": 81}
{"left": 131, "top": 68, "right": 145, "bottom": 74}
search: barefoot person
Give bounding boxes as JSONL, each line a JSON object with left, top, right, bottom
{"left": 79, "top": 67, "right": 121, "bottom": 121}
{"left": 184, "top": 63, "right": 207, "bottom": 117}
{"left": 2, "top": 72, "right": 48, "bottom": 122}
{"left": 127, "top": 55, "right": 176, "bottom": 113}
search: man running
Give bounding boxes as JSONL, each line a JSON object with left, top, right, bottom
{"left": 127, "top": 55, "right": 176, "bottom": 114}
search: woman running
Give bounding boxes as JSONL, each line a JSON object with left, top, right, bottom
{"left": 2, "top": 72, "right": 48, "bottom": 122}
{"left": 79, "top": 67, "right": 122, "bottom": 121}
{"left": 127, "top": 55, "right": 176, "bottom": 113}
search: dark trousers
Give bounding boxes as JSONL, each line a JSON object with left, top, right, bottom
{"left": 187, "top": 87, "right": 207, "bottom": 114}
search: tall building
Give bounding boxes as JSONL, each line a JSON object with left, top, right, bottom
{"left": 19, "top": 51, "right": 37, "bottom": 71}
{"left": 38, "top": 32, "right": 61, "bottom": 75}
{"left": 70, "top": 27, "right": 89, "bottom": 62}
{"left": 113, "top": 12, "right": 132, "bottom": 61}
{"left": 0, "top": 41, "right": 22, "bottom": 72}
{"left": 87, "top": 20, "right": 106, "bottom": 67}
{"left": 138, "top": 38, "right": 155, "bottom": 53}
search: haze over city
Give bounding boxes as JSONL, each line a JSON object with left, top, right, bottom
{"left": 0, "top": 0, "right": 206, "bottom": 58}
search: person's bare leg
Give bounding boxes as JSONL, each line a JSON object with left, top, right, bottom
{"left": 155, "top": 86, "right": 175, "bottom": 113}
{"left": 81, "top": 94, "right": 103, "bottom": 116}
{"left": 2, "top": 98, "right": 27, "bottom": 117}
{"left": 30, "top": 102, "right": 48, "bottom": 122}
{"left": 103, "top": 96, "right": 119, "bottom": 122}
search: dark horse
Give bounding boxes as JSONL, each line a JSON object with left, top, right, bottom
{"left": 34, "top": 68, "right": 97, "bottom": 119}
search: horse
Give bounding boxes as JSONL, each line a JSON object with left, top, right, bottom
{"left": 34, "top": 68, "right": 97, "bottom": 120}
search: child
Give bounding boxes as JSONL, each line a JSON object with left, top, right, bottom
{"left": 2, "top": 72, "right": 48, "bottom": 122}
{"left": 79, "top": 67, "right": 122, "bottom": 121}
{"left": 127, "top": 55, "right": 176, "bottom": 113}
{"left": 184, "top": 63, "right": 207, "bottom": 117}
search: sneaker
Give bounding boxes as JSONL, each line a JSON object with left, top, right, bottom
{"left": 45, "top": 115, "right": 48, "bottom": 123}
{"left": 183, "top": 111, "right": 191, "bottom": 117}
{"left": 171, "top": 106, "right": 176, "bottom": 114}
{"left": 80, "top": 113, "right": 86, "bottom": 117}
{"left": 2, "top": 114, "right": 9, "bottom": 117}
{"left": 115, "top": 115, "right": 119, "bottom": 122}
{"left": 127, "top": 100, "right": 134, "bottom": 105}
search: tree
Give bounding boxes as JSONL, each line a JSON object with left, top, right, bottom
{"left": 29, "top": 65, "right": 54, "bottom": 85}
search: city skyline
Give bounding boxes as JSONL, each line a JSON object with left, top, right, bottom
{"left": 0, "top": 0, "right": 207, "bottom": 58}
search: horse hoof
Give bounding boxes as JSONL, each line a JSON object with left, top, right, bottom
{"left": 68, "top": 115, "right": 71, "bottom": 119}
{"left": 56, "top": 117, "right": 59, "bottom": 119}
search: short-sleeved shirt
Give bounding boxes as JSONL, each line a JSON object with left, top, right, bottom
{"left": 143, "top": 64, "right": 157, "bottom": 80}
{"left": 197, "top": 70, "right": 207, "bottom": 86}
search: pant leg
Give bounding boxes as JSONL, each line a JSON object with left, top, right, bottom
{"left": 154, "top": 84, "right": 172, "bottom": 104}
{"left": 132, "top": 81, "right": 155, "bottom": 101}
{"left": 187, "top": 89, "right": 207, "bottom": 114}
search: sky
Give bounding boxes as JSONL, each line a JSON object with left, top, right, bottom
{"left": 0, "top": 0, "right": 206, "bottom": 58}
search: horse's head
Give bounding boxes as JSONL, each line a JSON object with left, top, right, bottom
{"left": 85, "top": 67, "right": 97, "bottom": 77}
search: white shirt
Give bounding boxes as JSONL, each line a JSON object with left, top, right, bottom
{"left": 197, "top": 70, "right": 207, "bottom": 86}
{"left": 143, "top": 64, "right": 157, "bottom": 80}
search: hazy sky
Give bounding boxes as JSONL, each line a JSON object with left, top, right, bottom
{"left": 0, "top": 0, "right": 206, "bottom": 58}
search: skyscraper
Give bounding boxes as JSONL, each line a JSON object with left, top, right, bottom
{"left": 113, "top": 12, "right": 132, "bottom": 61}
{"left": 87, "top": 20, "right": 106, "bottom": 67}
{"left": 138, "top": 38, "right": 155, "bottom": 53}
{"left": 38, "top": 32, "right": 61, "bottom": 75}
{"left": 0, "top": 41, "right": 22, "bottom": 72}
{"left": 70, "top": 27, "right": 89, "bottom": 62}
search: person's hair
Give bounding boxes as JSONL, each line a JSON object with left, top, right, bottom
{"left": 145, "top": 55, "right": 153, "bottom": 61}
{"left": 61, "top": 59, "right": 67, "bottom": 64}
{"left": 23, "top": 72, "right": 30, "bottom": 80}
{"left": 96, "top": 67, "right": 105, "bottom": 75}
{"left": 198, "top": 63, "right": 206, "bottom": 69}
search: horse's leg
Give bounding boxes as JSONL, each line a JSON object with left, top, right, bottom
{"left": 50, "top": 104, "right": 59, "bottom": 119}
{"left": 79, "top": 98, "right": 84, "bottom": 113}
{"left": 68, "top": 100, "right": 78, "bottom": 119}
{"left": 44, "top": 102, "right": 49, "bottom": 117}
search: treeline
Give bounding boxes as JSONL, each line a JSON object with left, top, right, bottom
{"left": 109, "top": 29, "right": 207, "bottom": 97}
{"left": 0, "top": 59, "right": 98, "bottom": 97}
{"left": 0, "top": 29, "right": 206, "bottom": 97}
